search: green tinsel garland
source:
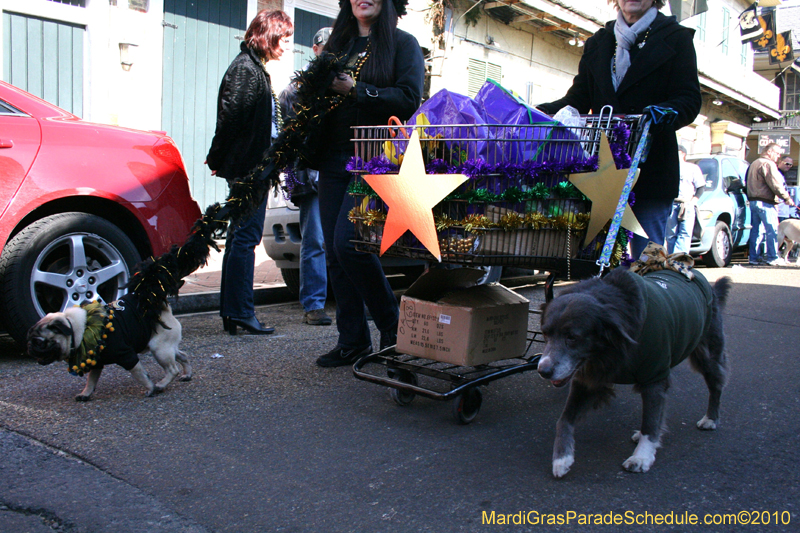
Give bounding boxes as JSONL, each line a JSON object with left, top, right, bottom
{"left": 349, "top": 179, "right": 586, "bottom": 206}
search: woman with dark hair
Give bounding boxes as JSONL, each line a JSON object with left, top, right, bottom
{"left": 537, "top": 0, "right": 701, "bottom": 259}
{"left": 314, "top": 0, "right": 424, "bottom": 367}
{"left": 206, "top": 10, "right": 293, "bottom": 335}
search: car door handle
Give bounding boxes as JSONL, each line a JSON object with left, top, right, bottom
{"left": 0, "top": 139, "right": 13, "bottom": 148}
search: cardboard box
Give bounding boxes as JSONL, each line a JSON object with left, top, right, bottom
{"left": 397, "top": 268, "right": 530, "bottom": 366}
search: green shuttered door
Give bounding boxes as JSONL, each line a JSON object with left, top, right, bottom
{"left": 162, "top": 0, "right": 247, "bottom": 209}
{"left": 2, "top": 11, "right": 84, "bottom": 116}
{"left": 292, "top": 9, "right": 336, "bottom": 72}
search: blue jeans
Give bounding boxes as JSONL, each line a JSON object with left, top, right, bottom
{"left": 665, "top": 201, "right": 695, "bottom": 254}
{"left": 318, "top": 150, "right": 399, "bottom": 349}
{"left": 630, "top": 197, "right": 673, "bottom": 260}
{"left": 297, "top": 192, "right": 327, "bottom": 312}
{"left": 749, "top": 200, "right": 778, "bottom": 263}
{"left": 220, "top": 190, "right": 268, "bottom": 320}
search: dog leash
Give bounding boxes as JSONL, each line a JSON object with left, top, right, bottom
{"left": 595, "top": 107, "right": 675, "bottom": 276}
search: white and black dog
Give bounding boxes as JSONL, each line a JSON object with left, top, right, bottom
{"left": 777, "top": 219, "right": 800, "bottom": 263}
{"left": 537, "top": 267, "right": 732, "bottom": 477}
{"left": 27, "top": 294, "right": 191, "bottom": 401}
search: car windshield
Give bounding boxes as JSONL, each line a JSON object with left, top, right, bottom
{"left": 696, "top": 159, "right": 719, "bottom": 191}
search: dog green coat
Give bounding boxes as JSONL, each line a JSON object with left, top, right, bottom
{"left": 616, "top": 269, "right": 714, "bottom": 385}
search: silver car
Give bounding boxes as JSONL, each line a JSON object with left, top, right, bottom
{"left": 688, "top": 154, "right": 752, "bottom": 267}
{"left": 262, "top": 192, "right": 428, "bottom": 297}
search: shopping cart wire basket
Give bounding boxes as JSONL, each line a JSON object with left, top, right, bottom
{"left": 348, "top": 107, "right": 646, "bottom": 279}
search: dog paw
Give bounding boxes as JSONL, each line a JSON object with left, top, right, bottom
{"left": 696, "top": 416, "right": 717, "bottom": 430}
{"left": 631, "top": 431, "right": 641, "bottom": 443}
{"left": 179, "top": 375, "right": 192, "bottom": 382}
{"left": 623, "top": 455, "right": 654, "bottom": 473}
{"left": 552, "top": 455, "right": 574, "bottom": 478}
{"left": 75, "top": 395, "right": 92, "bottom": 402}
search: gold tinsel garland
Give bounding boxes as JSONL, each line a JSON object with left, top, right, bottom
{"left": 348, "top": 207, "right": 590, "bottom": 233}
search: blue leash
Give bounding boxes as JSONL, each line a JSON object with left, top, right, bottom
{"left": 595, "top": 107, "right": 676, "bottom": 275}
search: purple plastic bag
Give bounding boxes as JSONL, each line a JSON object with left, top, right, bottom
{"left": 474, "top": 80, "right": 586, "bottom": 164}
{"left": 405, "top": 89, "right": 490, "bottom": 162}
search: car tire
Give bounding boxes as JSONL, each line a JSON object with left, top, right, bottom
{"left": 280, "top": 268, "right": 301, "bottom": 299}
{"left": 0, "top": 213, "right": 141, "bottom": 344}
{"left": 703, "top": 221, "right": 733, "bottom": 268}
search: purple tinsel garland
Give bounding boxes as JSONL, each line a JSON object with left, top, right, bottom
{"left": 345, "top": 121, "right": 635, "bottom": 181}
{"left": 347, "top": 154, "right": 602, "bottom": 182}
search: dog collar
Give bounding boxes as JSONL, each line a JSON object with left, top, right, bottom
{"left": 629, "top": 243, "right": 694, "bottom": 280}
{"left": 67, "top": 302, "right": 115, "bottom": 376}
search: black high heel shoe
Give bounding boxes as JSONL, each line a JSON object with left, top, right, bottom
{"left": 224, "top": 316, "right": 274, "bottom": 335}
{"left": 222, "top": 316, "right": 262, "bottom": 332}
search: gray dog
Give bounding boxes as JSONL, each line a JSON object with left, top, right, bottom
{"left": 27, "top": 294, "right": 191, "bottom": 401}
{"left": 537, "top": 268, "right": 732, "bottom": 477}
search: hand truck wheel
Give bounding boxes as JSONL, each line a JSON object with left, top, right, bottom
{"left": 387, "top": 369, "right": 417, "bottom": 406}
{"left": 452, "top": 387, "right": 482, "bottom": 425}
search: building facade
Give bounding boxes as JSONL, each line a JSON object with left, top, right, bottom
{"left": 749, "top": 0, "right": 799, "bottom": 185}
{"left": 0, "top": 0, "right": 785, "bottom": 204}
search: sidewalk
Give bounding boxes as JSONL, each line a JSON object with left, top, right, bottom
{"left": 169, "top": 245, "right": 294, "bottom": 314}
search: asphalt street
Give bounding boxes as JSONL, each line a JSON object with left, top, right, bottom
{"left": 1, "top": 262, "right": 799, "bottom": 532}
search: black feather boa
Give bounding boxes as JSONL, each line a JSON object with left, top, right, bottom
{"left": 127, "top": 51, "right": 350, "bottom": 328}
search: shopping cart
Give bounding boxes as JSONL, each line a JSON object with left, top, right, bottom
{"left": 350, "top": 107, "right": 649, "bottom": 423}
{"left": 348, "top": 107, "right": 646, "bottom": 280}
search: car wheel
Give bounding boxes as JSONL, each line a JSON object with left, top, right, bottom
{"left": 280, "top": 268, "right": 301, "bottom": 298}
{"left": 0, "top": 213, "right": 141, "bottom": 344}
{"left": 702, "top": 221, "right": 732, "bottom": 268}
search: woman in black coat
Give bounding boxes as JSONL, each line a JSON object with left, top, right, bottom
{"left": 537, "top": 0, "right": 701, "bottom": 259}
{"left": 313, "top": 0, "right": 424, "bottom": 368}
{"left": 206, "top": 10, "right": 293, "bottom": 335}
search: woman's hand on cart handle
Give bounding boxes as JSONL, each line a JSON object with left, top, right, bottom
{"left": 642, "top": 105, "right": 677, "bottom": 132}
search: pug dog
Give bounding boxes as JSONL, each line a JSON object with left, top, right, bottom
{"left": 27, "top": 294, "right": 192, "bottom": 401}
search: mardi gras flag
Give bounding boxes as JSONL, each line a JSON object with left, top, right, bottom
{"left": 769, "top": 31, "right": 794, "bottom": 64}
{"left": 739, "top": 3, "right": 762, "bottom": 43}
{"left": 752, "top": 11, "right": 776, "bottom": 51}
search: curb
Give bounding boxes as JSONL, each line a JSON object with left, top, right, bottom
{"left": 169, "top": 286, "right": 296, "bottom": 315}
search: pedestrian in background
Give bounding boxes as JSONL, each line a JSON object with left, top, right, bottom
{"left": 313, "top": 0, "right": 424, "bottom": 367}
{"left": 279, "top": 27, "right": 333, "bottom": 327}
{"left": 665, "top": 145, "right": 705, "bottom": 254}
{"left": 746, "top": 144, "right": 796, "bottom": 266}
{"left": 536, "top": 0, "right": 702, "bottom": 260}
{"left": 206, "top": 10, "right": 293, "bottom": 335}
{"left": 776, "top": 155, "right": 795, "bottom": 223}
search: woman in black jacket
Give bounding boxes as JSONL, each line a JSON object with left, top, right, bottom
{"left": 314, "top": 0, "right": 424, "bottom": 367}
{"left": 206, "top": 10, "right": 293, "bottom": 335}
{"left": 537, "top": 0, "right": 701, "bottom": 259}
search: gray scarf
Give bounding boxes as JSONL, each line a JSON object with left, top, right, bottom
{"left": 612, "top": 7, "right": 658, "bottom": 91}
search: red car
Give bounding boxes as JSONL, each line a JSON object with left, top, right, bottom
{"left": 0, "top": 81, "right": 201, "bottom": 344}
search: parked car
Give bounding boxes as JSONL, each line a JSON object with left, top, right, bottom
{"left": 688, "top": 154, "right": 751, "bottom": 267}
{"left": 0, "top": 81, "right": 201, "bottom": 344}
{"left": 262, "top": 192, "right": 428, "bottom": 297}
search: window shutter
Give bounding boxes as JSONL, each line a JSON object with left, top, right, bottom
{"left": 468, "top": 58, "right": 486, "bottom": 97}
{"left": 467, "top": 58, "right": 502, "bottom": 98}
{"left": 486, "top": 62, "right": 502, "bottom": 85}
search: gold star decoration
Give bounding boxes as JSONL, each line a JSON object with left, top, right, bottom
{"left": 569, "top": 132, "right": 646, "bottom": 244}
{"left": 364, "top": 130, "right": 468, "bottom": 261}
